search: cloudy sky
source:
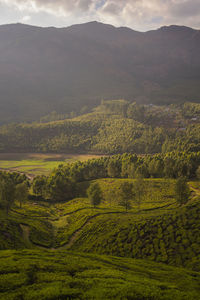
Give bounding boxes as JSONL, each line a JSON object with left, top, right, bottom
{"left": 0, "top": 0, "right": 200, "bottom": 31}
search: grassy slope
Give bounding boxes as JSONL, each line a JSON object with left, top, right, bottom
{"left": 1, "top": 179, "right": 200, "bottom": 269}
{"left": 1, "top": 179, "right": 200, "bottom": 298}
{"left": 0, "top": 250, "right": 200, "bottom": 300}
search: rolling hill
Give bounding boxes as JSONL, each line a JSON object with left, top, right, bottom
{"left": 0, "top": 22, "right": 200, "bottom": 123}
{"left": 1, "top": 177, "right": 200, "bottom": 299}
{"left": 1, "top": 100, "right": 200, "bottom": 154}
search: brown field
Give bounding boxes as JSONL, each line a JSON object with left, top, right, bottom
{"left": 0, "top": 153, "right": 105, "bottom": 176}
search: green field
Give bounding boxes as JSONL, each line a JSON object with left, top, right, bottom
{"left": 1, "top": 250, "right": 200, "bottom": 300}
{"left": 0, "top": 153, "right": 104, "bottom": 176}
{"left": 1, "top": 171, "right": 200, "bottom": 298}
{"left": 1, "top": 178, "right": 199, "bottom": 266}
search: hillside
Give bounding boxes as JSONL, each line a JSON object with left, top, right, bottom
{"left": 1, "top": 101, "right": 200, "bottom": 154}
{"left": 1, "top": 250, "right": 200, "bottom": 300}
{"left": 1, "top": 156, "right": 200, "bottom": 298}
{"left": 1, "top": 174, "right": 200, "bottom": 268}
{"left": 0, "top": 22, "right": 200, "bottom": 123}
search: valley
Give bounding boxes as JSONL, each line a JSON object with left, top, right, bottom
{"left": 1, "top": 172, "right": 200, "bottom": 299}
{"left": 0, "top": 18, "right": 200, "bottom": 300}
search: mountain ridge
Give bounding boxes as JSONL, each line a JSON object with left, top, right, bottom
{"left": 0, "top": 21, "right": 200, "bottom": 123}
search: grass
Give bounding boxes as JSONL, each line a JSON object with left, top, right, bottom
{"left": 0, "top": 153, "right": 104, "bottom": 175}
{"left": 1, "top": 178, "right": 200, "bottom": 267}
{"left": 0, "top": 249, "right": 200, "bottom": 299}
{"left": 1, "top": 178, "right": 200, "bottom": 298}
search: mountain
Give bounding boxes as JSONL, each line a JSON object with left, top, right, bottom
{"left": 0, "top": 22, "right": 200, "bottom": 123}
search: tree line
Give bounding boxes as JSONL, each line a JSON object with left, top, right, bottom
{"left": 0, "top": 151, "right": 197, "bottom": 214}
{"left": 31, "top": 151, "right": 198, "bottom": 203}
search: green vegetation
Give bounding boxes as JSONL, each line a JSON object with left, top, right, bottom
{"left": 1, "top": 149, "right": 200, "bottom": 298}
{"left": 118, "top": 181, "right": 134, "bottom": 212}
{"left": 1, "top": 250, "right": 200, "bottom": 300}
{"left": 1, "top": 101, "right": 200, "bottom": 155}
{"left": 87, "top": 183, "right": 102, "bottom": 208}
{"left": 1, "top": 167, "right": 200, "bottom": 269}
{"left": 175, "top": 177, "right": 191, "bottom": 206}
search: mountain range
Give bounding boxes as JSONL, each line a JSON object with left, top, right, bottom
{"left": 0, "top": 21, "right": 200, "bottom": 123}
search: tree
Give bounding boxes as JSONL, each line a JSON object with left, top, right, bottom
{"left": 107, "top": 160, "right": 120, "bottom": 178}
{"left": 15, "top": 182, "right": 29, "bottom": 208}
{"left": 105, "top": 188, "right": 116, "bottom": 207}
{"left": 175, "top": 177, "right": 190, "bottom": 206}
{"left": 32, "top": 176, "right": 47, "bottom": 198}
{"left": 196, "top": 166, "right": 200, "bottom": 180}
{"left": 119, "top": 181, "right": 134, "bottom": 212}
{"left": 0, "top": 177, "right": 16, "bottom": 215}
{"left": 134, "top": 176, "right": 146, "bottom": 209}
{"left": 47, "top": 174, "right": 75, "bottom": 202}
{"left": 87, "top": 183, "right": 102, "bottom": 208}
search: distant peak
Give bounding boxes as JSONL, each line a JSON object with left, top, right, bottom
{"left": 68, "top": 21, "right": 116, "bottom": 29}
{"left": 159, "top": 25, "right": 195, "bottom": 32}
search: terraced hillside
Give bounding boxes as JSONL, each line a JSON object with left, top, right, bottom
{"left": 1, "top": 178, "right": 200, "bottom": 269}
{"left": 1, "top": 250, "right": 200, "bottom": 300}
{"left": 1, "top": 174, "right": 200, "bottom": 298}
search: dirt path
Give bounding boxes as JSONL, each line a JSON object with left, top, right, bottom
{"left": 20, "top": 224, "right": 31, "bottom": 247}
{"left": 20, "top": 223, "right": 53, "bottom": 250}
{"left": 190, "top": 186, "right": 200, "bottom": 196}
{"left": 18, "top": 200, "right": 177, "bottom": 251}
{"left": 54, "top": 211, "right": 124, "bottom": 250}
{"left": 57, "top": 202, "right": 177, "bottom": 250}
{"left": 0, "top": 167, "right": 35, "bottom": 180}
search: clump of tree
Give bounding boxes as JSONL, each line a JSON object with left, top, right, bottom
{"left": 134, "top": 176, "right": 146, "bottom": 210}
{"left": 0, "top": 172, "right": 29, "bottom": 214}
{"left": 175, "top": 177, "right": 190, "bottom": 206}
{"left": 196, "top": 166, "right": 200, "bottom": 180}
{"left": 119, "top": 181, "right": 134, "bottom": 212}
{"left": 32, "top": 176, "right": 47, "bottom": 199}
{"left": 15, "top": 182, "right": 29, "bottom": 208}
{"left": 0, "top": 176, "right": 15, "bottom": 215}
{"left": 87, "top": 183, "right": 102, "bottom": 208}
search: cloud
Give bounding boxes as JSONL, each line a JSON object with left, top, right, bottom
{"left": 0, "top": 0, "right": 200, "bottom": 30}
{"left": 169, "top": 0, "right": 200, "bottom": 17}
{"left": 1, "top": 0, "right": 94, "bottom": 15}
{"left": 100, "top": 1, "right": 122, "bottom": 15}
{"left": 21, "top": 15, "right": 31, "bottom": 22}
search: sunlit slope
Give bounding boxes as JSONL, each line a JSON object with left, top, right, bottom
{"left": 0, "top": 250, "right": 200, "bottom": 300}
{"left": 1, "top": 179, "right": 200, "bottom": 270}
{"left": 1, "top": 101, "right": 200, "bottom": 154}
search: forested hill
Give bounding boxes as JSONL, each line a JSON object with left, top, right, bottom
{"left": 1, "top": 100, "right": 200, "bottom": 154}
{"left": 0, "top": 22, "right": 200, "bottom": 123}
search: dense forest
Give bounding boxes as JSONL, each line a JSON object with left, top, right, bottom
{"left": 1, "top": 100, "right": 200, "bottom": 154}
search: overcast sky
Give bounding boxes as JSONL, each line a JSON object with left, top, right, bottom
{"left": 0, "top": 0, "right": 200, "bottom": 31}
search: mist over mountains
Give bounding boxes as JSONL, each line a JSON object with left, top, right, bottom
{"left": 0, "top": 21, "right": 200, "bottom": 123}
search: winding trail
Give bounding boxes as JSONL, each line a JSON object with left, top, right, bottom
{"left": 58, "top": 202, "right": 177, "bottom": 250}
{"left": 20, "top": 224, "right": 31, "bottom": 247}
{"left": 17, "top": 200, "right": 177, "bottom": 250}
{"left": 55, "top": 211, "right": 124, "bottom": 250}
{"left": 0, "top": 167, "right": 35, "bottom": 180}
